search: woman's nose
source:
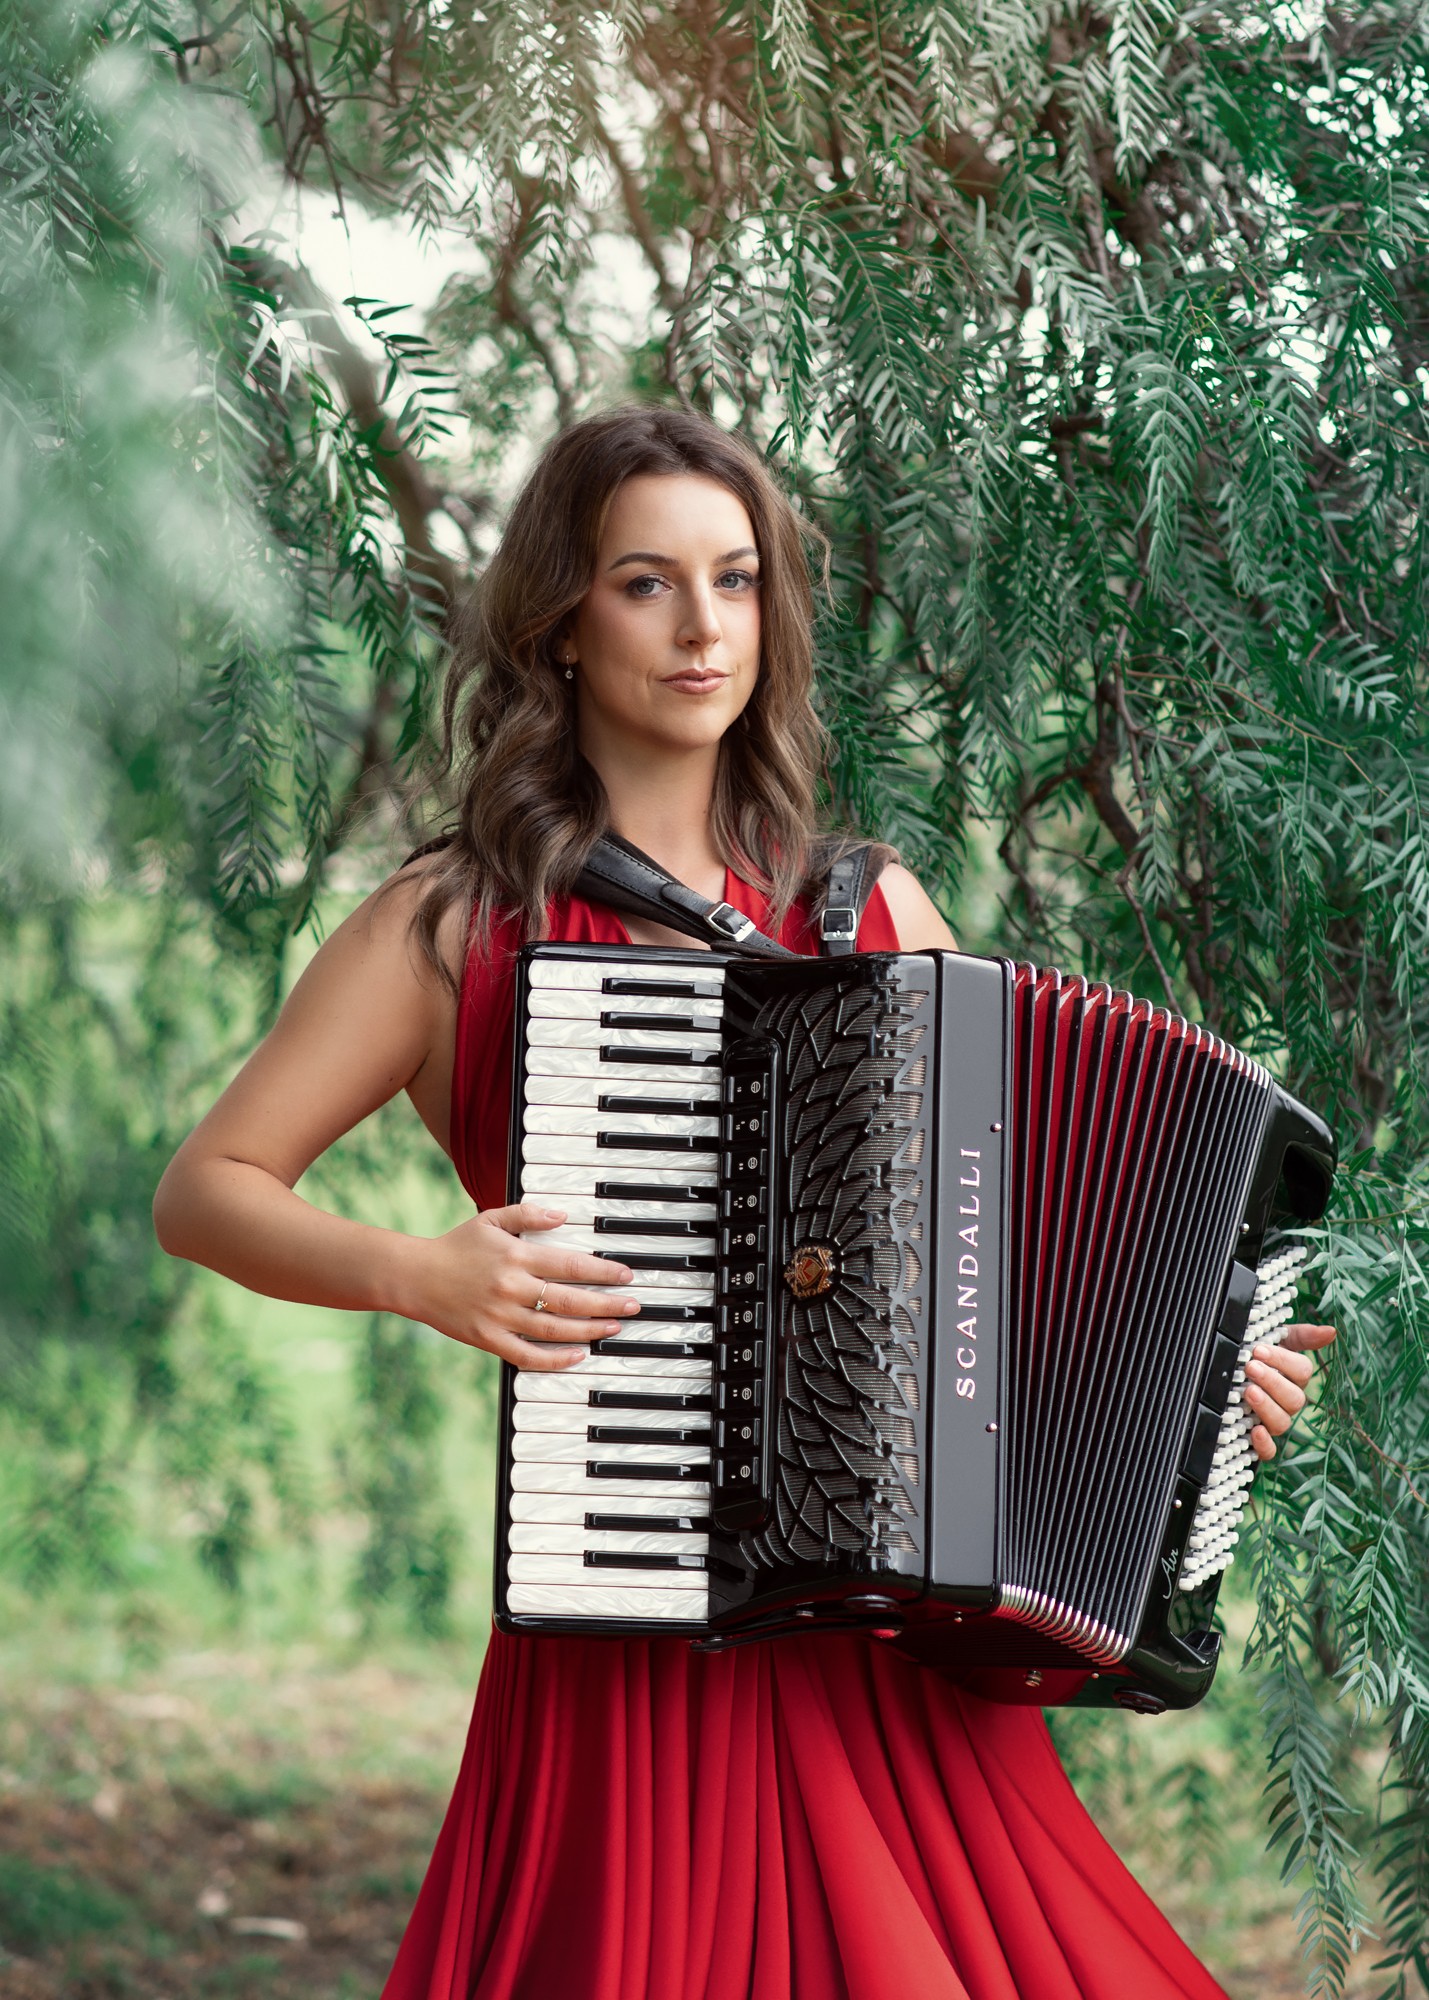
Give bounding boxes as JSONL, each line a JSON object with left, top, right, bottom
{"left": 678, "top": 585, "right": 723, "bottom": 649}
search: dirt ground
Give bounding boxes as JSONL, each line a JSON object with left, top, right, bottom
{"left": 0, "top": 1652, "right": 1414, "bottom": 2000}
{"left": 0, "top": 1650, "right": 471, "bottom": 2000}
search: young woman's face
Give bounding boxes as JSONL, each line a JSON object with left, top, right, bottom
{"left": 566, "top": 473, "right": 761, "bottom": 759}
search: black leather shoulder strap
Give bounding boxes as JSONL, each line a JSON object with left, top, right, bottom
{"left": 400, "top": 832, "right": 456, "bottom": 869}
{"left": 574, "top": 833, "right": 796, "bottom": 959}
{"left": 818, "top": 842, "right": 888, "bottom": 956}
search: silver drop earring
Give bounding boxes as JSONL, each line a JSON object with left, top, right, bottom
{"left": 564, "top": 666, "right": 573, "bottom": 681}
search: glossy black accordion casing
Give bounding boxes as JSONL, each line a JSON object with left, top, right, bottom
{"left": 492, "top": 943, "right": 1336, "bottom": 1713}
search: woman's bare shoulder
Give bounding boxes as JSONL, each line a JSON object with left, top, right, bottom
{"left": 876, "top": 863, "right": 958, "bottom": 953}
{"left": 344, "top": 851, "right": 470, "bottom": 993}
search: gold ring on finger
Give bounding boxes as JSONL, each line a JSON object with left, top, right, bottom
{"left": 533, "top": 1281, "right": 550, "bottom": 1314}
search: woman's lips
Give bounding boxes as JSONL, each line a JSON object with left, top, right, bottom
{"left": 662, "top": 670, "right": 729, "bottom": 694}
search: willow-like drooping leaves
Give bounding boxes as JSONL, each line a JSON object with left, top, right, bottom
{"left": 5, "top": 4, "right": 1428, "bottom": 1986}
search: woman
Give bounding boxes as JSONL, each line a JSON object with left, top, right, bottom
{"left": 154, "top": 406, "right": 1334, "bottom": 2000}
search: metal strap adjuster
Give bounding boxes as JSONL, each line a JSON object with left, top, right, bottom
{"left": 821, "top": 905, "right": 858, "bottom": 943}
{"left": 707, "top": 902, "right": 757, "bottom": 942}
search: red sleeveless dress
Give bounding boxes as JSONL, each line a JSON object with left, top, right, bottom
{"left": 382, "top": 873, "right": 1230, "bottom": 2000}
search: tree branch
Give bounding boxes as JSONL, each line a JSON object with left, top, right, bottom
{"left": 491, "top": 178, "right": 577, "bottom": 427}
{"left": 245, "top": 253, "right": 461, "bottom": 617}
{"left": 591, "top": 112, "right": 682, "bottom": 318}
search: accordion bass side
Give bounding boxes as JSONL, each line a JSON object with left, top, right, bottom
{"left": 493, "top": 943, "right": 1336, "bottom": 1713}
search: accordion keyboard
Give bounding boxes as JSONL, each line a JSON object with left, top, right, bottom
{"left": 504, "top": 954, "right": 728, "bottom": 1622}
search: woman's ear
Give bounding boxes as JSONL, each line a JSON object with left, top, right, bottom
{"left": 548, "top": 620, "right": 577, "bottom": 667}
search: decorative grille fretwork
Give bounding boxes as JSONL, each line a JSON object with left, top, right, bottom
{"left": 741, "top": 970, "right": 933, "bottom": 1574}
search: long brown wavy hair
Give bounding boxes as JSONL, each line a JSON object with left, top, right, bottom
{"left": 402, "top": 404, "right": 871, "bottom": 985}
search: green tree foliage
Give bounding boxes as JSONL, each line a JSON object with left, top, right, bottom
{"left": 3, "top": 2, "right": 1427, "bottom": 1989}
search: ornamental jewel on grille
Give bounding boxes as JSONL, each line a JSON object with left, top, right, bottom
{"left": 783, "top": 1244, "right": 837, "bottom": 1299}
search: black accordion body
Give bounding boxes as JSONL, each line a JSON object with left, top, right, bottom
{"left": 493, "top": 943, "right": 1335, "bottom": 1713}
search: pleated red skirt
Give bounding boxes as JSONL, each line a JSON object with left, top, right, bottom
{"left": 382, "top": 1629, "right": 1228, "bottom": 2000}
{"left": 383, "top": 878, "right": 1231, "bottom": 2000}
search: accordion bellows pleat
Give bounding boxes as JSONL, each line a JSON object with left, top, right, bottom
{"left": 381, "top": 877, "right": 1229, "bottom": 2000}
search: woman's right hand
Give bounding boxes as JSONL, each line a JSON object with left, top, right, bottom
{"left": 408, "top": 1202, "right": 642, "bottom": 1370}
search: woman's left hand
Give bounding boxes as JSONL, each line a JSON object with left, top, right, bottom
{"left": 1244, "top": 1322, "right": 1337, "bottom": 1461}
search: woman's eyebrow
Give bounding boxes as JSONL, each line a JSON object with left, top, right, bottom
{"left": 607, "top": 550, "right": 675, "bottom": 570}
{"left": 605, "top": 545, "right": 759, "bottom": 572}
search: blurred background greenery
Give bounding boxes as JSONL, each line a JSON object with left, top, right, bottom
{"left": 2, "top": 1, "right": 1428, "bottom": 1994}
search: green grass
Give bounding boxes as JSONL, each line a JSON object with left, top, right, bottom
{"left": 0, "top": 1852, "right": 134, "bottom": 1952}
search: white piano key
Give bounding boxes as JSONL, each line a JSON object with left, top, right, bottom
{"left": 510, "top": 1433, "right": 709, "bottom": 1465}
{"left": 540, "top": 1224, "right": 716, "bottom": 1258}
{"left": 523, "top": 1138, "right": 718, "bottom": 1172}
{"left": 513, "top": 1404, "right": 710, "bottom": 1435}
{"left": 531, "top": 1268, "right": 714, "bottom": 1303}
{"left": 509, "top": 1491, "right": 711, "bottom": 1524}
{"left": 506, "top": 1584, "right": 708, "bottom": 1620}
{"left": 512, "top": 1195, "right": 717, "bottom": 1226}
{"left": 547, "top": 1362, "right": 711, "bottom": 1391}
{"left": 520, "top": 1164, "right": 718, "bottom": 1195}
{"left": 516, "top": 1370, "right": 713, "bottom": 1401}
{"left": 548, "top": 1275, "right": 711, "bottom": 1301}
{"left": 510, "top": 1463, "right": 711, "bottom": 1498}
{"left": 528, "top": 961, "right": 725, "bottom": 990}
{"left": 526, "top": 1020, "right": 721, "bottom": 1054}
{"left": 528, "top": 990, "right": 723, "bottom": 1023}
{"left": 526, "top": 1050, "right": 722, "bottom": 1082}
{"left": 508, "top": 1525, "right": 710, "bottom": 1557}
{"left": 580, "top": 1342, "right": 714, "bottom": 1366}
{"left": 507, "top": 1554, "right": 710, "bottom": 1589}
{"left": 574, "top": 1284, "right": 714, "bottom": 1309}
{"left": 522, "top": 1108, "right": 719, "bottom": 1139}
{"left": 524, "top": 1075, "right": 719, "bottom": 1108}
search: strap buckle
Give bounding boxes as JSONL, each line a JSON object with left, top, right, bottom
{"left": 821, "top": 906, "right": 858, "bottom": 944}
{"left": 707, "top": 902, "right": 757, "bottom": 943}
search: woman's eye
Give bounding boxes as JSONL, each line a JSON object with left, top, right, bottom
{"left": 718, "top": 569, "right": 759, "bottom": 591}
{"left": 625, "top": 574, "right": 668, "bottom": 598}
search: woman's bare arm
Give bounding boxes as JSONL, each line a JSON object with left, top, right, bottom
{"left": 152, "top": 875, "right": 639, "bottom": 1371}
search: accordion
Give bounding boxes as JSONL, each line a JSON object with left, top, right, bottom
{"left": 492, "top": 942, "right": 1335, "bottom": 1712}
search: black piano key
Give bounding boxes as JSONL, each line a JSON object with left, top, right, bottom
{"left": 594, "top": 1216, "right": 710, "bottom": 1238}
{"left": 597, "top": 1132, "right": 720, "bottom": 1153}
{"left": 586, "top": 1460, "right": 710, "bottom": 1480}
{"left": 600, "top": 1011, "right": 700, "bottom": 1031}
{"left": 598, "top": 1095, "right": 709, "bottom": 1117}
{"left": 595, "top": 1183, "right": 712, "bottom": 1204}
{"left": 601, "top": 1045, "right": 719, "bottom": 1066}
{"left": 587, "top": 1424, "right": 711, "bottom": 1445}
{"left": 607, "top": 1303, "right": 711, "bottom": 1323}
{"left": 601, "top": 978, "right": 724, "bottom": 1000}
{"left": 613, "top": 1252, "right": 717, "bottom": 1273}
{"left": 584, "top": 1513, "right": 712, "bottom": 1534}
{"left": 587, "top": 1391, "right": 713, "bottom": 1411}
{"left": 583, "top": 1549, "right": 742, "bottom": 1581}
{"left": 595, "top": 1339, "right": 709, "bottom": 1359}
